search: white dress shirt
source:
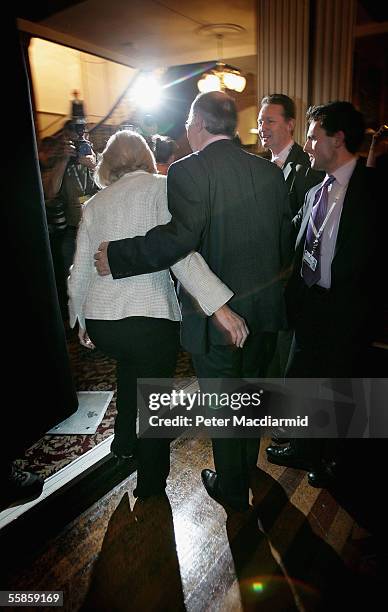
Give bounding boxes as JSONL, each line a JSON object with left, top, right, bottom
{"left": 68, "top": 170, "right": 233, "bottom": 328}
{"left": 318, "top": 157, "right": 357, "bottom": 288}
{"left": 271, "top": 140, "right": 294, "bottom": 168}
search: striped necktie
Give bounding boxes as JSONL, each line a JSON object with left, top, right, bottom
{"left": 302, "top": 175, "right": 336, "bottom": 287}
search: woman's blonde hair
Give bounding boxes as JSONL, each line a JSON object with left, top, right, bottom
{"left": 94, "top": 130, "right": 157, "bottom": 188}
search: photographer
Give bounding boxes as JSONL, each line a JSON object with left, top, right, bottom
{"left": 42, "top": 119, "right": 98, "bottom": 318}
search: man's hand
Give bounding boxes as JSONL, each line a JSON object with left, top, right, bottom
{"left": 212, "top": 304, "right": 249, "bottom": 348}
{"left": 62, "top": 139, "right": 77, "bottom": 159}
{"left": 367, "top": 125, "right": 388, "bottom": 168}
{"left": 94, "top": 241, "right": 111, "bottom": 275}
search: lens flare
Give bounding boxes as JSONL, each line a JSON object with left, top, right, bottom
{"left": 130, "top": 74, "right": 162, "bottom": 109}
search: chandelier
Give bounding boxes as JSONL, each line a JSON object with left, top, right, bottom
{"left": 198, "top": 62, "right": 246, "bottom": 93}
{"left": 197, "top": 29, "right": 246, "bottom": 94}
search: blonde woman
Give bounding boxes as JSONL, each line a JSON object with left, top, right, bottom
{"left": 68, "top": 130, "right": 235, "bottom": 498}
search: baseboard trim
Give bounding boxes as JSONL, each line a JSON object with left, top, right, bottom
{"left": 0, "top": 379, "right": 200, "bottom": 530}
{"left": 0, "top": 435, "right": 114, "bottom": 530}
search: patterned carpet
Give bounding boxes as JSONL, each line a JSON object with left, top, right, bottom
{"left": 17, "top": 325, "right": 196, "bottom": 480}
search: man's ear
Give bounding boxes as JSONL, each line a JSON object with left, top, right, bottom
{"left": 333, "top": 130, "right": 345, "bottom": 147}
{"left": 288, "top": 118, "right": 296, "bottom": 135}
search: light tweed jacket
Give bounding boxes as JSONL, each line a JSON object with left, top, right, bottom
{"left": 68, "top": 170, "right": 233, "bottom": 328}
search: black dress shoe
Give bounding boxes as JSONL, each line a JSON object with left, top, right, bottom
{"left": 307, "top": 460, "right": 338, "bottom": 488}
{"left": 0, "top": 464, "right": 44, "bottom": 510}
{"left": 266, "top": 445, "right": 315, "bottom": 471}
{"left": 111, "top": 439, "right": 137, "bottom": 461}
{"left": 201, "top": 469, "right": 249, "bottom": 512}
{"left": 112, "top": 451, "right": 136, "bottom": 464}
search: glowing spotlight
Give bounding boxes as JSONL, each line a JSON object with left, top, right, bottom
{"left": 252, "top": 582, "right": 264, "bottom": 593}
{"left": 130, "top": 73, "right": 162, "bottom": 109}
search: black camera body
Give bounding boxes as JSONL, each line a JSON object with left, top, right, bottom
{"left": 75, "top": 138, "right": 93, "bottom": 157}
{"left": 67, "top": 137, "right": 93, "bottom": 164}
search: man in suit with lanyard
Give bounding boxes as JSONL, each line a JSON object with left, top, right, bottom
{"left": 94, "top": 91, "right": 292, "bottom": 512}
{"left": 266, "top": 101, "right": 379, "bottom": 486}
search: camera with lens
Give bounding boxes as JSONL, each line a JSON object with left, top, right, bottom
{"left": 67, "top": 137, "right": 92, "bottom": 164}
{"left": 75, "top": 138, "right": 93, "bottom": 157}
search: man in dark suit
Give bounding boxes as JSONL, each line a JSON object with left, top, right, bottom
{"left": 266, "top": 101, "right": 379, "bottom": 486}
{"left": 258, "top": 94, "right": 323, "bottom": 381}
{"left": 95, "top": 91, "right": 292, "bottom": 511}
{"left": 258, "top": 94, "right": 323, "bottom": 216}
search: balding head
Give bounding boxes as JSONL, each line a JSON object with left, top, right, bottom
{"left": 190, "top": 91, "right": 237, "bottom": 138}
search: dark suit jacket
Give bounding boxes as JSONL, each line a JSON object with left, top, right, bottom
{"left": 283, "top": 142, "right": 324, "bottom": 216}
{"left": 108, "top": 139, "right": 293, "bottom": 353}
{"left": 285, "top": 160, "right": 379, "bottom": 356}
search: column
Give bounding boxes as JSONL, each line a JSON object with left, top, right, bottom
{"left": 257, "top": 0, "right": 310, "bottom": 144}
{"left": 310, "top": 0, "right": 357, "bottom": 105}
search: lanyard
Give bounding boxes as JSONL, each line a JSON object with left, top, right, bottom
{"left": 67, "top": 164, "right": 88, "bottom": 193}
{"left": 309, "top": 185, "right": 345, "bottom": 242}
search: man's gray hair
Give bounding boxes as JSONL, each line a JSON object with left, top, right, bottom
{"left": 192, "top": 91, "right": 237, "bottom": 138}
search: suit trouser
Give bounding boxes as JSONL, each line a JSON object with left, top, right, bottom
{"left": 266, "top": 329, "right": 293, "bottom": 377}
{"left": 86, "top": 316, "right": 180, "bottom": 494}
{"left": 193, "top": 331, "right": 277, "bottom": 505}
{"left": 286, "top": 284, "right": 368, "bottom": 464}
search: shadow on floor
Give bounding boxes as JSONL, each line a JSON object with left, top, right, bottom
{"left": 226, "top": 467, "right": 383, "bottom": 611}
{"left": 81, "top": 493, "right": 185, "bottom": 612}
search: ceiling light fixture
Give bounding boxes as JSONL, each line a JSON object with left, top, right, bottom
{"left": 197, "top": 28, "right": 246, "bottom": 94}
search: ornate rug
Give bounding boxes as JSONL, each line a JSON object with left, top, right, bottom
{"left": 17, "top": 325, "right": 196, "bottom": 480}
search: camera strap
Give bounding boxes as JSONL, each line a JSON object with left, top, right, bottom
{"left": 68, "top": 164, "right": 88, "bottom": 193}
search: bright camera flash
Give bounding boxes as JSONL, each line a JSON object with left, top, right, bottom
{"left": 130, "top": 74, "right": 162, "bottom": 109}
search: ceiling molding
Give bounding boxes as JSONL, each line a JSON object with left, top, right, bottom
{"left": 17, "top": 18, "right": 137, "bottom": 68}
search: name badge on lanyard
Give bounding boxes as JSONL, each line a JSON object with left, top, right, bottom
{"left": 303, "top": 249, "right": 317, "bottom": 271}
{"left": 302, "top": 186, "right": 344, "bottom": 273}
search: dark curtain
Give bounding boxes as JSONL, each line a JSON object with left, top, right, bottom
{"left": 4, "top": 19, "right": 78, "bottom": 461}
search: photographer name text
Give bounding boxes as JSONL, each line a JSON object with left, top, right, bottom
{"left": 147, "top": 415, "right": 309, "bottom": 427}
